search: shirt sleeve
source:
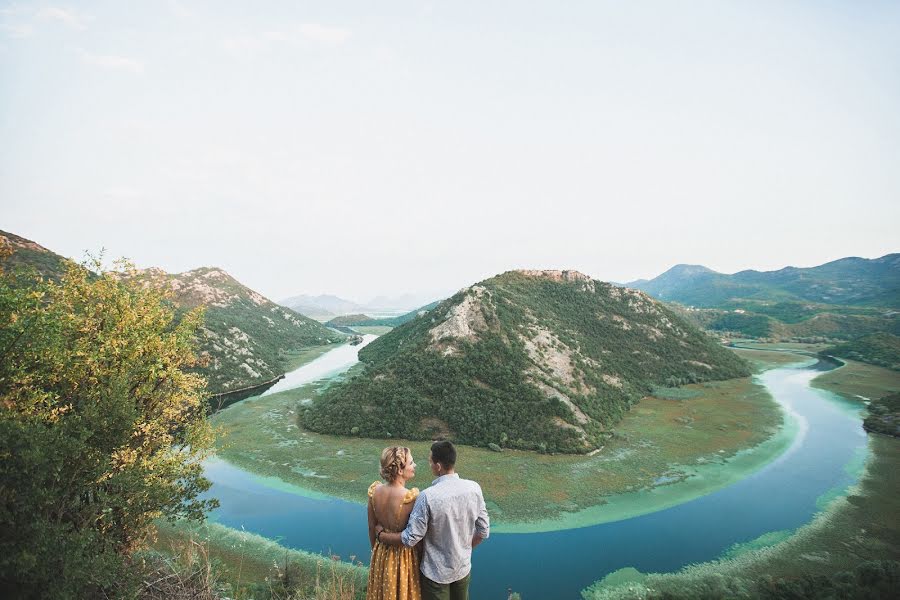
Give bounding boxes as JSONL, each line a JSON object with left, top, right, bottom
{"left": 400, "top": 492, "right": 429, "bottom": 547}
{"left": 474, "top": 484, "right": 490, "bottom": 539}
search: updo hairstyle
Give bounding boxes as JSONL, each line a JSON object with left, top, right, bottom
{"left": 380, "top": 446, "right": 411, "bottom": 483}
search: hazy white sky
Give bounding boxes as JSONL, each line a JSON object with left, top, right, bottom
{"left": 2, "top": 1, "right": 898, "bottom": 302}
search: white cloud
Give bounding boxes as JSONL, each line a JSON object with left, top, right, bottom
{"left": 0, "top": 23, "right": 33, "bottom": 38}
{"left": 223, "top": 23, "right": 351, "bottom": 56}
{"left": 36, "top": 7, "right": 90, "bottom": 29}
{"left": 222, "top": 34, "right": 264, "bottom": 56}
{"left": 79, "top": 50, "right": 144, "bottom": 73}
{"left": 297, "top": 23, "right": 351, "bottom": 46}
{"left": 167, "top": 0, "right": 192, "bottom": 19}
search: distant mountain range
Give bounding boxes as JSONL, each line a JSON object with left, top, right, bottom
{"left": 279, "top": 292, "right": 446, "bottom": 319}
{"left": 627, "top": 254, "right": 900, "bottom": 308}
{"left": 626, "top": 255, "right": 900, "bottom": 366}
{"left": 301, "top": 270, "right": 749, "bottom": 454}
{"left": 1, "top": 230, "right": 344, "bottom": 395}
{"left": 279, "top": 294, "right": 365, "bottom": 319}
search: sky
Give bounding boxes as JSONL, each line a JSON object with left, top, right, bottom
{"left": 2, "top": 1, "right": 899, "bottom": 304}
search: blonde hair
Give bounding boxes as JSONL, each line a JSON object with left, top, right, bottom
{"left": 380, "top": 446, "right": 411, "bottom": 482}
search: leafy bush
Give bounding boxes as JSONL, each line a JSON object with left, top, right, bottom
{"left": 0, "top": 255, "right": 217, "bottom": 598}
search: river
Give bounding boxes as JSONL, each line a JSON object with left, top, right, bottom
{"left": 201, "top": 343, "right": 867, "bottom": 599}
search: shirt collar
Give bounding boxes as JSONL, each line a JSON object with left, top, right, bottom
{"left": 431, "top": 473, "right": 460, "bottom": 486}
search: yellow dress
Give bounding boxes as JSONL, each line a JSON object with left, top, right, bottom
{"left": 366, "top": 481, "right": 421, "bottom": 600}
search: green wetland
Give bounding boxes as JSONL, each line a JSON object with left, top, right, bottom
{"left": 152, "top": 340, "right": 898, "bottom": 598}
{"left": 210, "top": 346, "right": 788, "bottom": 527}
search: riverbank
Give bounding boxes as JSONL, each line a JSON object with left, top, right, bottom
{"left": 209, "top": 346, "right": 796, "bottom": 529}
{"left": 582, "top": 434, "right": 899, "bottom": 599}
{"left": 581, "top": 351, "right": 900, "bottom": 599}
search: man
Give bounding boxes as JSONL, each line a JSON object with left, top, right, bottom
{"left": 376, "top": 440, "right": 489, "bottom": 600}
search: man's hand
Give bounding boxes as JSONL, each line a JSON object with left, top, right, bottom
{"left": 472, "top": 534, "right": 485, "bottom": 549}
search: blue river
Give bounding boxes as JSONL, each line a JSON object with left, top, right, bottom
{"left": 202, "top": 345, "right": 866, "bottom": 599}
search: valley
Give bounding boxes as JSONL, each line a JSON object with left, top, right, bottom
{"left": 4, "top": 228, "right": 897, "bottom": 598}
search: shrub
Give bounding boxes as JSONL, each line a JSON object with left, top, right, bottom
{"left": 0, "top": 254, "right": 217, "bottom": 598}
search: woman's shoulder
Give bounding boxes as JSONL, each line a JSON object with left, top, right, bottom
{"left": 402, "top": 487, "right": 420, "bottom": 504}
{"left": 368, "top": 481, "right": 382, "bottom": 498}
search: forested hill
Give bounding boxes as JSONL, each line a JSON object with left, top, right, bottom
{"left": 301, "top": 270, "right": 749, "bottom": 454}
{"left": 629, "top": 254, "right": 900, "bottom": 308}
{"left": 123, "top": 267, "right": 345, "bottom": 393}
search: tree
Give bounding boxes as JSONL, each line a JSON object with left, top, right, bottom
{"left": 0, "top": 250, "right": 218, "bottom": 599}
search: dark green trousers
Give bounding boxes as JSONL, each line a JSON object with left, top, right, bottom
{"left": 420, "top": 572, "right": 471, "bottom": 600}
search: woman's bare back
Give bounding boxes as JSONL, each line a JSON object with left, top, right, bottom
{"left": 371, "top": 484, "right": 416, "bottom": 532}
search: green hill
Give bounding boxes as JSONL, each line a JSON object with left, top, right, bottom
{"left": 325, "top": 313, "right": 374, "bottom": 326}
{"left": 124, "top": 267, "right": 345, "bottom": 393}
{"left": 301, "top": 270, "right": 750, "bottom": 454}
{"left": 677, "top": 303, "right": 900, "bottom": 342}
{"left": 630, "top": 254, "right": 900, "bottom": 308}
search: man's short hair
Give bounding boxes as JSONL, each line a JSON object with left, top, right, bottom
{"left": 431, "top": 440, "right": 457, "bottom": 470}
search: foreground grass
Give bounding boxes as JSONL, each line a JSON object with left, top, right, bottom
{"left": 211, "top": 350, "right": 786, "bottom": 527}
{"left": 581, "top": 350, "right": 900, "bottom": 600}
{"left": 151, "top": 519, "right": 367, "bottom": 600}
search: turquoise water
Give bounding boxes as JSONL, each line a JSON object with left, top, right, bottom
{"left": 202, "top": 350, "right": 868, "bottom": 599}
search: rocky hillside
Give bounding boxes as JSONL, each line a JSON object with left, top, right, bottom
{"left": 0, "top": 229, "right": 70, "bottom": 280}
{"left": 125, "top": 267, "right": 345, "bottom": 394}
{"left": 1, "top": 230, "right": 345, "bottom": 394}
{"left": 301, "top": 270, "right": 750, "bottom": 454}
{"left": 630, "top": 255, "right": 900, "bottom": 308}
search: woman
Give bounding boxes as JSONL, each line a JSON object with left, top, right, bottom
{"left": 367, "top": 446, "right": 421, "bottom": 600}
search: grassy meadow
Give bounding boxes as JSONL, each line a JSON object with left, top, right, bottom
{"left": 811, "top": 358, "right": 900, "bottom": 401}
